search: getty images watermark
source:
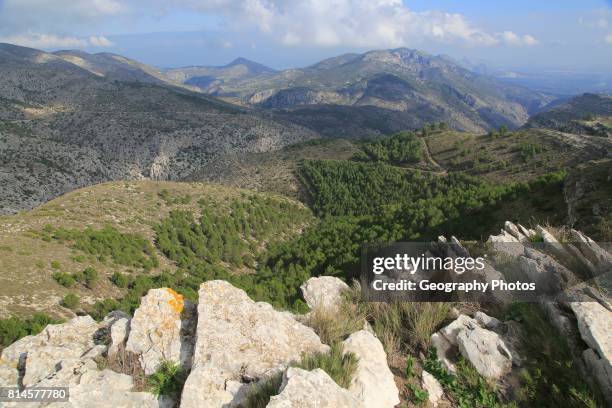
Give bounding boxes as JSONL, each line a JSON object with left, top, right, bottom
{"left": 360, "top": 241, "right": 611, "bottom": 303}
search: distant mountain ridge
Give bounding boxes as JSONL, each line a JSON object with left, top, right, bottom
{"left": 168, "top": 48, "right": 554, "bottom": 132}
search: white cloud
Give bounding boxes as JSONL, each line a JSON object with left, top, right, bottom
{"left": 0, "top": 33, "right": 113, "bottom": 49}
{"left": 499, "top": 31, "right": 539, "bottom": 46}
{"left": 606, "top": 34, "right": 612, "bottom": 44}
{"left": 88, "top": 35, "right": 114, "bottom": 47}
{"left": 0, "top": 0, "right": 538, "bottom": 50}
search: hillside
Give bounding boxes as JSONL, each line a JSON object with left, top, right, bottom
{"left": 164, "top": 57, "right": 277, "bottom": 96}
{"left": 0, "top": 43, "right": 318, "bottom": 214}
{"left": 0, "top": 180, "right": 314, "bottom": 319}
{"left": 174, "top": 48, "right": 553, "bottom": 133}
{"left": 524, "top": 93, "right": 612, "bottom": 137}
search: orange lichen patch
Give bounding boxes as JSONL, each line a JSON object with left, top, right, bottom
{"left": 166, "top": 288, "right": 184, "bottom": 314}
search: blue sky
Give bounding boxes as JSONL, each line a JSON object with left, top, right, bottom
{"left": 0, "top": 0, "right": 610, "bottom": 72}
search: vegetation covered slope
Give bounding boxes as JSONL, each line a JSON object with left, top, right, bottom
{"left": 0, "top": 181, "right": 313, "bottom": 319}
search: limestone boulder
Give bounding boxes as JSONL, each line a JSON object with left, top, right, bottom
{"left": 570, "top": 301, "right": 612, "bottom": 363}
{"left": 125, "top": 288, "right": 186, "bottom": 375}
{"left": 108, "top": 317, "right": 130, "bottom": 360}
{"left": 431, "top": 314, "right": 513, "bottom": 379}
{"left": 267, "top": 367, "right": 363, "bottom": 408}
{"left": 341, "top": 330, "right": 399, "bottom": 408}
{"left": 456, "top": 325, "right": 512, "bottom": 380}
{"left": 180, "top": 280, "right": 328, "bottom": 408}
{"left": 421, "top": 370, "right": 444, "bottom": 407}
{"left": 0, "top": 316, "right": 99, "bottom": 386}
{"left": 300, "top": 276, "right": 349, "bottom": 311}
{"left": 0, "top": 359, "right": 18, "bottom": 386}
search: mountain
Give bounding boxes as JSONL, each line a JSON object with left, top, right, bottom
{"left": 0, "top": 43, "right": 317, "bottom": 214}
{"left": 164, "top": 57, "right": 277, "bottom": 94}
{"left": 524, "top": 93, "right": 612, "bottom": 137}
{"left": 171, "top": 48, "right": 554, "bottom": 132}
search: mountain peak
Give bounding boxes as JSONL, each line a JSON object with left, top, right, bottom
{"left": 223, "top": 57, "right": 276, "bottom": 74}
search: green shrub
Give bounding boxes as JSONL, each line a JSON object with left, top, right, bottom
{"left": 508, "top": 303, "right": 602, "bottom": 407}
{"left": 292, "top": 343, "right": 358, "bottom": 389}
{"left": 244, "top": 373, "right": 283, "bottom": 408}
{"left": 50, "top": 260, "right": 61, "bottom": 269}
{"left": 146, "top": 360, "right": 186, "bottom": 398}
{"left": 408, "top": 383, "right": 429, "bottom": 405}
{"left": 0, "top": 313, "right": 62, "bottom": 349}
{"left": 61, "top": 293, "right": 79, "bottom": 309}
{"left": 82, "top": 267, "right": 99, "bottom": 289}
{"left": 45, "top": 226, "right": 159, "bottom": 270}
{"left": 52, "top": 272, "right": 76, "bottom": 288}
{"left": 111, "top": 272, "right": 129, "bottom": 288}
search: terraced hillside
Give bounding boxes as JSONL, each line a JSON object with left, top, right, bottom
{"left": 0, "top": 181, "right": 314, "bottom": 318}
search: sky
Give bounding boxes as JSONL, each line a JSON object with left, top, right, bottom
{"left": 0, "top": 0, "right": 611, "bottom": 73}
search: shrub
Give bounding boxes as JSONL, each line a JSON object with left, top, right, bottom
{"left": 244, "top": 373, "right": 283, "bottom": 408}
{"left": 408, "top": 383, "right": 429, "bottom": 405}
{"left": 52, "top": 272, "right": 76, "bottom": 288}
{"left": 305, "top": 293, "right": 365, "bottom": 345}
{"left": 146, "top": 360, "right": 186, "bottom": 398}
{"left": 0, "top": 313, "right": 61, "bottom": 349}
{"left": 61, "top": 293, "right": 79, "bottom": 309}
{"left": 111, "top": 272, "right": 129, "bottom": 288}
{"left": 50, "top": 260, "right": 61, "bottom": 269}
{"left": 292, "top": 342, "right": 358, "bottom": 389}
{"left": 82, "top": 267, "right": 99, "bottom": 289}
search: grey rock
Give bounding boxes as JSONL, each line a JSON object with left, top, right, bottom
{"left": 421, "top": 370, "right": 444, "bottom": 407}
{"left": 300, "top": 276, "right": 349, "bottom": 311}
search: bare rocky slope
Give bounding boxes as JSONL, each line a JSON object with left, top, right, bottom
{"left": 0, "top": 43, "right": 318, "bottom": 214}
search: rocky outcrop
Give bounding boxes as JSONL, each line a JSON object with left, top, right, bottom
{"left": 431, "top": 314, "right": 513, "bottom": 380}
{"left": 180, "top": 280, "right": 329, "bottom": 408}
{"left": 341, "top": 330, "right": 400, "bottom": 408}
{"left": 300, "top": 276, "right": 349, "bottom": 311}
{"left": 267, "top": 367, "right": 363, "bottom": 408}
{"left": 1, "top": 316, "right": 99, "bottom": 386}
{"left": 421, "top": 370, "right": 444, "bottom": 407}
{"left": 125, "top": 288, "right": 188, "bottom": 375}
{"left": 108, "top": 317, "right": 130, "bottom": 360}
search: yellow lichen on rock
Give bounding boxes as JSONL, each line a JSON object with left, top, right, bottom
{"left": 166, "top": 288, "right": 184, "bottom": 314}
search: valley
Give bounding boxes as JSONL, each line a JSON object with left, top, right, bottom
{"left": 0, "top": 40, "right": 611, "bottom": 408}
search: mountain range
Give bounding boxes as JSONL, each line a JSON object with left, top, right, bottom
{"left": 0, "top": 42, "right": 608, "bottom": 215}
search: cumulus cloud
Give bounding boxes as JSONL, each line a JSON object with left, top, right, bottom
{"left": 0, "top": 0, "right": 538, "bottom": 50}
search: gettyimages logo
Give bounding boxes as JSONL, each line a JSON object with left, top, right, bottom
{"left": 361, "top": 241, "right": 611, "bottom": 303}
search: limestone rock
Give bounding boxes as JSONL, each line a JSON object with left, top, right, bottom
{"left": 430, "top": 332, "right": 456, "bottom": 373}
{"left": 456, "top": 325, "right": 513, "bottom": 380}
{"left": 504, "top": 221, "right": 527, "bottom": 242}
{"left": 474, "top": 311, "right": 500, "bottom": 330}
{"left": 432, "top": 314, "right": 513, "bottom": 379}
{"left": 181, "top": 280, "right": 328, "bottom": 408}
{"left": 570, "top": 302, "right": 612, "bottom": 365}
{"left": 341, "top": 330, "right": 399, "bottom": 408}
{"left": 300, "top": 276, "right": 349, "bottom": 311}
{"left": 421, "top": 370, "right": 444, "bottom": 407}
{"left": 108, "top": 317, "right": 130, "bottom": 359}
{"left": 125, "top": 288, "right": 185, "bottom": 375}
{"left": 267, "top": 367, "right": 363, "bottom": 408}
{"left": 0, "top": 316, "right": 99, "bottom": 386}
{"left": 0, "top": 359, "right": 18, "bottom": 386}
